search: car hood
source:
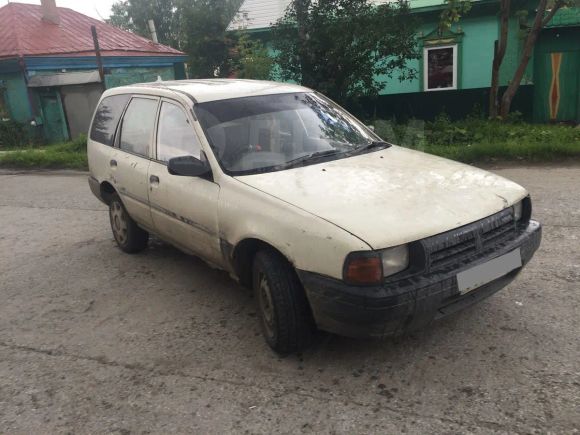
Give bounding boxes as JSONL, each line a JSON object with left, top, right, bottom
{"left": 235, "top": 146, "right": 528, "bottom": 249}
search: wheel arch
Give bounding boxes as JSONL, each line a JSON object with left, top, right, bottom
{"left": 231, "top": 237, "right": 295, "bottom": 289}
{"left": 100, "top": 181, "right": 116, "bottom": 205}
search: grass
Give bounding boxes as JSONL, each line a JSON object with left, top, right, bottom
{"left": 374, "top": 115, "right": 580, "bottom": 164}
{"left": 0, "top": 135, "right": 88, "bottom": 170}
{"left": 0, "top": 119, "right": 578, "bottom": 170}
{"left": 422, "top": 139, "right": 580, "bottom": 163}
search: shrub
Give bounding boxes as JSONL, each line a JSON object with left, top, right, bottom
{"left": 375, "top": 115, "right": 580, "bottom": 162}
{"left": 63, "top": 134, "right": 87, "bottom": 153}
{"left": 0, "top": 120, "right": 28, "bottom": 149}
{"left": 0, "top": 134, "right": 89, "bottom": 169}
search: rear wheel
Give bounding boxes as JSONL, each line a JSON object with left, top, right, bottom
{"left": 109, "top": 193, "right": 149, "bottom": 253}
{"left": 253, "top": 250, "right": 314, "bottom": 354}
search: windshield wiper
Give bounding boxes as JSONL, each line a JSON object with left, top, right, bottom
{"left": 351, "top": 140, "right": 391, "bottom": 155}
{"left": 282, "top": 149, "right": 343, "bottom": 168}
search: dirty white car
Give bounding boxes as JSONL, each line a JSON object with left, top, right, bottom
{"left": 88, "top": 79, "right": 541, "bottom": 353}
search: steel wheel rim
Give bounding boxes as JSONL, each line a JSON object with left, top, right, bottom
{"left": 258, "top": 274, "right": 275, "bottom": 338}
{"left": 110, "top": 201, "right": 128, "bottom": 245}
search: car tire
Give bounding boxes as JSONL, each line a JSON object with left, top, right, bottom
{"left": 253, "top": 250, "right": 314, "bottom": 354}
{"left": 109, "top": 193, "right": 149, "bottom": 253}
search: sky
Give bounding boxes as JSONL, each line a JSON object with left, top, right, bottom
{"left": 0, "top": 0, "right": 115, "bottom": 20}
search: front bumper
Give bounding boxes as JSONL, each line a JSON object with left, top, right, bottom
{"left": 298, "top": 220, "right": 542, "bottom": 338}
{"left": 88, "top": 176, "right": 106, "bottom": 205}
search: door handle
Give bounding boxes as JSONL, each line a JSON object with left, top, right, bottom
{"left": 110, "top": 159, "right": 117, "bottom": 167}
{"left": 150, "top": 175, "right": 160, "bottom": 184}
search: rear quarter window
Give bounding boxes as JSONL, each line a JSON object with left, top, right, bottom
{"left": 90, "top": 94, "right": 131, "bottom": 146}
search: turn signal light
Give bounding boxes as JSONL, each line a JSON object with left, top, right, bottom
{"left": 344, "top": 254, "right": 382, "bottom": 286}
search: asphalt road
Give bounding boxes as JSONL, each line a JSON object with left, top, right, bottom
{"left": 0, "top": 166, "right": 578, "bottom": 434}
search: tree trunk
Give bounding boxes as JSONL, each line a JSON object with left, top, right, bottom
{"left": 499, "top": 0, "right": 562, "bottom": 119}
{"left": 294, "top": 0, "right": 314, "bottom": 88}
{"left": 489, "top": 0, "right": 510, "bottom": 118}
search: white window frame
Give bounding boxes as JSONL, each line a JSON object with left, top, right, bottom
{"left": 423, "top": 44, "right": 458, "bottom": 92}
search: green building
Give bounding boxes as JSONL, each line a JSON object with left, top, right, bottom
{"left": 0, "top": 1, "right": 186, "bottom": 143}
{"left": 228, "top": 0, "right": 580, "bottom": 122}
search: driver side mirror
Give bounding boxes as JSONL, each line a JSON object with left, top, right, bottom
{"left": 167, "top": 155, "right": 212, "bottom": 179}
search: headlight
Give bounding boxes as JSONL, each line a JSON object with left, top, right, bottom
{"left": 381, "top": 245, "right": 409, "bottom": 277}
{"left": 513, "top": 196, "right": 533, "bottom": 223}
{"left": 513, "top": 200, "right": 523, "bottom": 221}
{"left": 343, "top": 244, "right": 409, "bottom": 285}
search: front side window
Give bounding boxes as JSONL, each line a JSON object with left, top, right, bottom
{"left": 90, "top": 94, "right": 131, "bottom": 146}
{"left": 157, "top": 102, "right": 201, "bottom": 162}
{"left": 195, "top": 92, "right": 380, "bottom": 175}
{"left": 119, "top": 97, "right": 158, "bottom": 157}
{"left": 424, "top": 45, "right": 457, "bottom": 91}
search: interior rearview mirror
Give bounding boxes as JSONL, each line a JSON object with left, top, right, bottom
{"left": 167, "top": 155, "right": 211, "bottom": 178}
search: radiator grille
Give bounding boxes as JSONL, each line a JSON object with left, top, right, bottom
{"left": 423, "top": 208, "right": 517, "bottom": 272}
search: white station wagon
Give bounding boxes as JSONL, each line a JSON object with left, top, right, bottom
{"left": 88, "top": 79, "right": 541, "bottom": 353}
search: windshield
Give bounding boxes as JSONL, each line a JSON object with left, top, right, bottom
{"left": 194, "top": 92, "right": 383, "bottom": 176}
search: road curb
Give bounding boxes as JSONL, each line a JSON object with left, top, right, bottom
{"left": 0, "top": 169, "right": 89, "bottom": 176}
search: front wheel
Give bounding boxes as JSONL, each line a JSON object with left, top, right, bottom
{"left": 109, "top": 193, "right": 149, "bottom": 253}
{"left": 253, "top": 250, "right": 314, "bottom": 354}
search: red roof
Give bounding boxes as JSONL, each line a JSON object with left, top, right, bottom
{"left": 0, "top": 2, "right": 185, "bottom": 59}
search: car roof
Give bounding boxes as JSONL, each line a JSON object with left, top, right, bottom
{"left": 118, "top": 79, "right": 312, "bottom": 104}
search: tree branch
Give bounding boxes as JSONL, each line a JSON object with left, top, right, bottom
{"left": 542, "top": 1, "right": 564, "bottom": 27}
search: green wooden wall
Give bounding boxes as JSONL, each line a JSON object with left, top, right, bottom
{"left": 104, "top": 66, "right": 175, "bottom": 89}
{"left": 1, "top": 61, "right": 180, "bottom": 143}
{"left": 0, "top": 72, "right": 32, "bottom": 122}
{"left": 376, "top": 14, "right": 501, "bottom": 96}
{"left": 533, "top": 27, "right": 580, "bottom": 122}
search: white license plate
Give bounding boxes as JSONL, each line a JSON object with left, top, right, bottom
{"left": 457, "top": 249, "right": 522, "bottom": 294}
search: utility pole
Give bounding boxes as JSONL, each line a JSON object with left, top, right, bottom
{"left": 91, "top": 25, "right": 105, "bottom": 88}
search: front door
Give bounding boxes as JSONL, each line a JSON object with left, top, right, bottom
{"left": 112, "top": 96, "right": 159, "bottom": 230}
{"left": 148, "top": 99, "right": 221, "bottom": 263}
{"left": 39, "top": 91, "right": 68, "bottom": 143}
{"left": 534, "top": 50, "right": 580, "bottom": 123}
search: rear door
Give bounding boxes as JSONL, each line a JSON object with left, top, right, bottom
{"left": 111, "top": 96, "right": 159, "bottom": 230}
{"left": 88, "top": 93, "right": 131, "bottom": 184}
{"left": 148, "top": 99, "right": 221, "bottom": 262}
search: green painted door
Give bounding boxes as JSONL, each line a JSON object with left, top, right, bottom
{"left": 40, "top": 92, "right": 68, "bottom": 143}
{"left": 534, "top": 51, "right": 580, "bottom": 123}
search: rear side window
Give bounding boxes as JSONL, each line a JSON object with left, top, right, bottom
{"left": 90, "top": 94, "right": 131, "bottom": 146}
{"left": 119, "top": 97, "right": 158, "bottom": 157}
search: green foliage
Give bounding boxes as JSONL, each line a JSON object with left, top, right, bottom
{"left": 427, "top": 112, "right": 473, "bottom": 146}
{"left": 439, "top": 0, "right": 472, "bottom": 32}
{"left": 107, "top": 0, "right": 244, "bottom": 78}
{"left": 0, "top": 137, "right": 88, "bottom": 169}
{"left": 61, "top": 134, "right": 88, "bottom": 153}
{"left": 271, "top": 0, "right": 419, "bottom": 106}
{"left": 107, "top": 0, "right": 182, "bottom": 47}
{"left": 234, "top": 33, "right": 273, "bottom": 80}
{"left": 0, "top": 120, "right": 28, "bottom": 149}
{"left": 374, "top": 116, "right": 580, "bottom": 162}
{"left": 181, "top": 0, "right": 242, "bottom": 78}
{"left": 107, "top": 1, "right": 135, "bottom": 32}
{"left": 1, "top": 121, "right": 578, "bottom": 170}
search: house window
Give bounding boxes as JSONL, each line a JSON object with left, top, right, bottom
{"left": 424, "top": 45, "right": 457, "bottom": 91}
